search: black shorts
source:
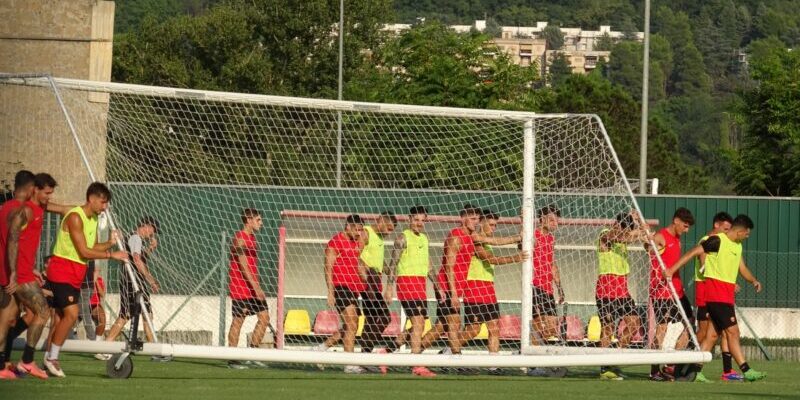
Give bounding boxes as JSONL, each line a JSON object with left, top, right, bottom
{"left": 45, "top": 281, "right": 81, "bottom": 309}
{"left": 696, "top": 306, "right": 709, "bottom": 322}
{"left": 333, "top": 286, "right": 360, "bottom": 313}
{"left": 361, "top": 290, "right": 390, "bottom": 319}
{"left": 231, "top": 298, "right": 269, "bottom": 318}
{"left": 532, "top": 286, "right": 557, "bottom": 317}
{"left": 652, "top": 298, "right": 680, "bottom": 324}
{"left": 705, "top": 302, "right": 737, "bottom": 331}
{"left": 400, "top": 299, "right": 428, "bottom": 318}
{"left": 435, "top": 290, "right": 459, "bottom": 319}
{"left": 596, "top": 297, "right": 637, "bottom": 325}
{"left": 464, "top": 302, "right": 500, "bottom": 325}
{"left": 679, "top": 295, "right": 694, "bottom": 322}
{"left": 119, "top": 287, "right": 152, "bottom": 319}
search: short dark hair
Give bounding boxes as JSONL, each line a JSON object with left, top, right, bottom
{"left": 616, "top": 212, "right": 636, "bottom": 230}
{"left": 713, "top": 212, "right": 733, "bottom": 225}
{"left": 34, "top": 173, "right": 57, "bottom": 189}
{"left": 346, "top": 214, "right": 364, "bottom": 225}
{"left": 409, "top": 205, "right": 427, "bottom": 216}
{"left": 241, "top": 208, "right": 260, "bottom": 224}
{"left": 460, "top": 204, "right": 480, "bottom": 217}
{"left": 673, "top": 207, "right": 694, "bottom": 225}
{"left": 480, "top": 209, "right": 499, "bottom": 221}
{"left": 86, "top": 182, "right": 111, "bottom": 201}
{"left": 379, "top": 211, "right": 397, "bottom": 226}
{"left": 537, "top": 204, "right": 561, "bottom": 219}
{"left": 138, "top": 215, "right": 160, "bottom": 233}
{"left": 14, "top": 170, "right": 35, "bottom": 190}
{"left": 732, "top": 214, "right": 754, "bottom": 230}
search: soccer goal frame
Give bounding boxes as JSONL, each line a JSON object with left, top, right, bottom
{"left": 0, "top": 73, "right": 710, "bottom": 374}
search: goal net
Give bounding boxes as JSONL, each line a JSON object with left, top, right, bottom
{"left": 0, "top": 74, "right": 707, "bottom": 371}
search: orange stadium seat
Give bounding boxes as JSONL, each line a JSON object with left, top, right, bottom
{"left": 498, "top": 314, "right": 521, "bottom": 340}
{"left": 313, "top": 310, "right": 340, "bottom": 335}
{"left": 564, "top": 315, "right": 585, "bottom": 342}
{"left": 382, "top": 312, "right": 401, "bottom": 337}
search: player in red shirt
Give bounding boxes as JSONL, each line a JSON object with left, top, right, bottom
{"left": 646, "top": 207, "right": 694, "bottom": 381}
{"left": 0, "top": 170, "right": 35, "bottom": 380}
{"left": 530, "top": 205, "right": 564, "bottom": 345}
{"left": 322, "top": 214, "right": 366, "bottom": 374}
{"left": 226, "top": 208, "right": 269, "bottom": 369}
{"left": 421, "top": 204, "right": 520, "bottom": 354}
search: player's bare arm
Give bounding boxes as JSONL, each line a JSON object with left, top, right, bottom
{"left": 324, "top": 246, "right": 337, "bottom": 308}
{"left": 665, "top": 245, "right": 705, "bottom": 278}
{"left": 738, "top": 259, "right": 762, "bottom": 293}
{"left": 234, "top": 238, "right": 263, "bottom": 300}
{"left": 384, "top": 234, "right": 405, "bottom": 304}
{"left": 133, "top": 252, "right": 160, "bottom": 293}
{"left": 472, "top": 231, "right": 521, "bottom": 246}
{"left": 444, "top": 235, "right": 460, "bottom": 308}
{"left": 474, "top": 245, "right": 527, "bottom": 265}
{"left": 45, "top": 202, "right": 75, "bottom": 216}
{"left": 553, "top": 262, "right": 565, "bottom": 303}
{"left": 66, "top": 213, "right": 127, "bottom": 261}
{"left": 5, "top": 205, "right": 32, "bottom": 294}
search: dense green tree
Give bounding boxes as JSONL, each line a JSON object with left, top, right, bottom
{"left": 606, "top": 34, "right": 672, "bottom": 102}
{"left": 733, "top": 39, "right": 800, "bottom": 196}
{"left": 542, "top": 25, "right": 565, "bottom": 50}
{"left": 547, "top": 53, "right": 572, "bottom": 87}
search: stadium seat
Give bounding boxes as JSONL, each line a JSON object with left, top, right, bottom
{"left": 587, "top": 315, "right": 601, "bottom": 342}
{"left": 475, "top": 323, "right": 489, "bottom": 340}
{"left": 498, "top": 314, "right": 521, "bottom": 340}
{"left": 284, "top": 309, "right": 311, "bottom": 335}
{"left": 404, "top": 318, "right": 432, "bottom": 334}
{"left": 564, "top": 315, "right": 585, "bottom": 342}
{"left": 356, "top": 314, "right": 365, "bottom": 336}
{"left": 313, "top": 310, "right": 339, "bottom": 335}
{"left": 382, "top": 312, "right": 401, "bottom": 337}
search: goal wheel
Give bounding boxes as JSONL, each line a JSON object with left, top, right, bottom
{"left": 106, "top": 353, "right": 134, "bottom": 379}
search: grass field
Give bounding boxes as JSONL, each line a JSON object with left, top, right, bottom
{"left": 3, "top": 354, "right": 799, "bottom": 399}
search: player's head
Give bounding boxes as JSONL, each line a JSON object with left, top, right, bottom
{"left": 86, "top": 182, "right": 112, "bottom": 214}
{"left": 671, "top": 207, "right": 694, "bottom": 236}
{"left": 615, "top": 212, "right": 637, "bottom": 231}
{"left": 137, "top": 215, "right": 160, "bottom": 238}
{"left": 712, "top": 212, "right": 733, "bottom": 234}
{"left": 13, "top": 170, "right": 35, "bottom": 200}
{"left": 537, "top": 204, "right": 561, "bottom": 232}
{"left": 32, "top": 173, "right": 57, "bottom": 208}
{"left": 408, "top": 205, "right": 427, "bottom": 234}
{"left": 459, "top": 204, "right": 481, "bottom": 232}
{"left": 344, "top": 214, "right": 364, "bottom": 240}
{"left": 479, "top": 209, "right": 500, "bottom": 236}
{"left": 375, "top": 211, "right": 397, "bottom": 235}
{"left": 729, "top": 214, "right": 754, "bottom": 242}
{"left": 241, "top": 208, "right": 262, "bottom": 232}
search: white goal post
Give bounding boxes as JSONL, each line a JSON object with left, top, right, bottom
{"left": 0, "top": 73, "right": 709, "bottom": 369}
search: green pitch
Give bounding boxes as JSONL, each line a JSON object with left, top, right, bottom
{"left": 3, "top": 355, "right": 799, "bottom": 399}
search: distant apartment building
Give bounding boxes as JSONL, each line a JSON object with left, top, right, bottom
{"left": 384, "top": 20, "right": 643, "bottom": 76}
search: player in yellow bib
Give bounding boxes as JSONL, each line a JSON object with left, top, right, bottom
{"left": 667, "top": 214, "right": 765, "bottom": 382}
{"left": 358, "top": 212, "right": 396, "bottom": 363}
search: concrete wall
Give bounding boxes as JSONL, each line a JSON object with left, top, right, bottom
{"left": 0, "top": 0, "right": 114, "bottom": 203}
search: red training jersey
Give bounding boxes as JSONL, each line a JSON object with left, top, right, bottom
{"left": 0, "top": 199, "right": 23, "bottom": 286}
{"left": 436, "top": 228, "right": 475, "bottom": 297}
{"left": 229, "top": 230, "right": 259, "bottom": 300}
{"left": 595, "top": 274, "right": 631, "bottom": 299}
{"left": 695, "top": 280, "right": 706, "bottom": 307}
{"left": 649, "top": 228, "right": 683, "bottom": 299}
{"left": 396, "top": 276, "right": 427, "bottom": 301}
{"left": 16, "top": 200, "right": 45, "bottom": 285}
{"left": 532, "top": 228, "right": 555, "bottom": 294}
{"left": 464, "top": 280, "right": 496, "bottom": 304}
{"left": 46, "top": 255, "right": 87, "bottom": 288}
{"left": 327, "top": 232, "right": 365, "bottom": 293}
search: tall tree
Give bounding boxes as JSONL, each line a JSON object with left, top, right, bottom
{"left": 542, "top": 25, "right": 565, "bottom": 50}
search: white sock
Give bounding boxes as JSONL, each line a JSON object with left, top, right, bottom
{"left": 49, "top": 344, "right": 61, "bottom": 360}
{"left": 95, "top": 336, "right": 104, "bottom": 342}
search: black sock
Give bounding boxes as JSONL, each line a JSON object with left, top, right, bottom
{"left": 5, "top": 319, "right": 29, "bottom": 357}
{"left": 600, "top": 365, "right": 608, "bottom": 373}
{"left": 22, "top": 345, "right": 35, "bottom": 364}
{"left": 361, "top": 347, "right": 373, "bottom": 353}
{"left": 0, "top": 350, "right": 6, "bottom": 365}
{"left": 739, "top": 362, "right": 750, "bottom": 373}
{"left": 650, "top": 364, "right": 660, "bottom": 375}
{"left": 722, "top": 352, "right": 733, "bottom": 373}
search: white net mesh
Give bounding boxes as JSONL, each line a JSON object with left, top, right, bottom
{"left": 0, "top": 75, "right": 702, "bottom": 372}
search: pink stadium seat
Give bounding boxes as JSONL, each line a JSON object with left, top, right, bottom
{"left": 313, "top": 310, "right": 340, "bottom": 335}
{"left": 498, "top": 314, "right": 521, "bottom": 340}
{"left": 617, "top": 318, "right": 645, "bottom": 344}
{"left": 382, "top": 312, "right": 401, "bottom": 337}
{"left": 564, "top": 315, "right": 585, "bottom": 341}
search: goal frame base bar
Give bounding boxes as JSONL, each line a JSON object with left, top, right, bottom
{"left": 62, "top": 340, "right": 710, "bottom": 368}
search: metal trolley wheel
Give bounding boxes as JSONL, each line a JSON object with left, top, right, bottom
{"left": 106, "top": 353, "right": 134, "bottom": 379}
